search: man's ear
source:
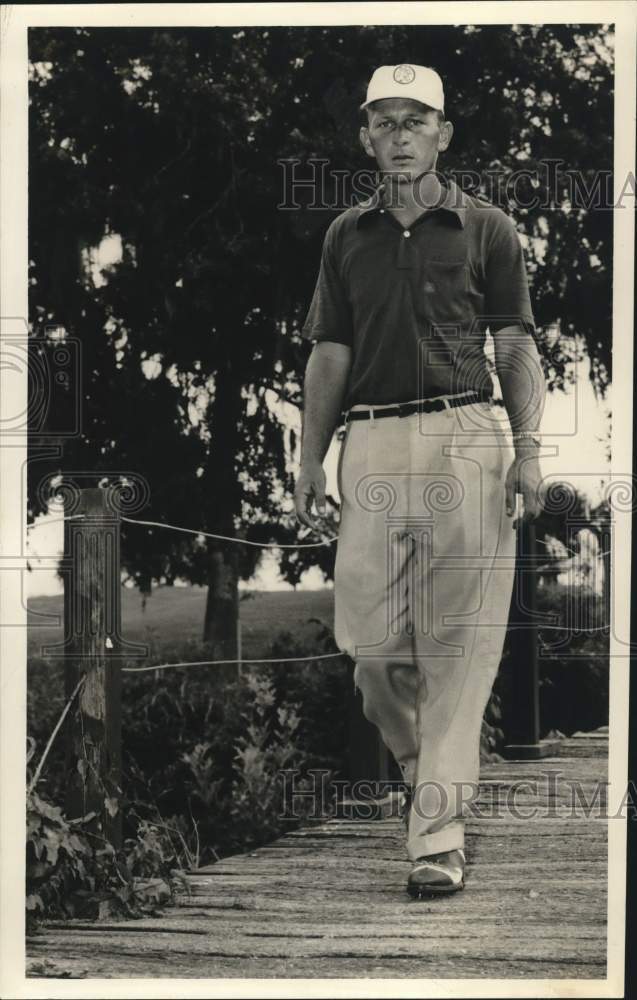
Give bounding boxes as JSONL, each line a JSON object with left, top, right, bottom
{"left": 359, "top": 125, "right": 375, "bottom": 158}
{"left": 438, "top": 120, "right": 454, "bottom": 153}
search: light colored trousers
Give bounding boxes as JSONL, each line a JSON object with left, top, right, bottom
{"left": 334, "top": 399, "right": 517, "bottom": 860}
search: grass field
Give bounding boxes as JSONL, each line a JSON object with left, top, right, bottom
{"left": 27, "top": 586, "right": 336, "bottom": 660}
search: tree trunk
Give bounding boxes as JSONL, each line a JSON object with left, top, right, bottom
{"left": 203, "top": 543, "right": 239, "bottom": 656}
{"left": 202, "top": 355, "right": 243, "bottom": 655}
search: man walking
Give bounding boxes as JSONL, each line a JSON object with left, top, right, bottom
{"left": 295, "top": 65, "right": 544, "bottom": 896}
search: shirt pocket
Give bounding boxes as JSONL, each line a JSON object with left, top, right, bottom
{"left": 421, "top": 258, "right": 470, "bottom": 328}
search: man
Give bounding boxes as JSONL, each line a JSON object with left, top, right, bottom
{"left": 295, "top": 64, "right": 545, "bottom": 897}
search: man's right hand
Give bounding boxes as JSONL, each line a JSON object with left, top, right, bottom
{"left": 295, "top": 460, "right": 326, "bottom": 531}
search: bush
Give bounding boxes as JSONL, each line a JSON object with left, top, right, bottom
{"left": 26, "top": 751, "right": 188, "bottom": 931}
{"left": 119, "top": 645, "right": 341, "bottom": 862}
{"left": 260, "top": 618, "right": 351, "bottom": 775}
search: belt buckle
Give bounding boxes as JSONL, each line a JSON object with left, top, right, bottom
{"left": 420, "top": 399, "right": 439, "bottom": 414}
{"left": 397, "top": 402, "right": 411, "bottom": 418}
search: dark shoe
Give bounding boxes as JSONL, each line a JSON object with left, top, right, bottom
{"left": 407, "top": 848, "right": 465, "bottom": 897}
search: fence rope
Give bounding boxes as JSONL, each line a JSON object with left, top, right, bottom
{"left": 27, "top": 675, "right": 86, "bottom": 796}
{"left": 27, "top": 514, "right": 611, "bottom": 557}
{"left": 121, "top": 617, "right": 613, "bottom": 674}
{"left": 120, "top": 515, "right": 337, "bottom": 548}
{"left": 122, "top": 650, "right": 345, "bottom": 673}
{"left": 27, "top": 512, "right": 336, "bottom": 549}
{"left": 27, "top": 514, "right": 86, "bottom": 531}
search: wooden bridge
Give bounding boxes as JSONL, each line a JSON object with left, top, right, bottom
{"left": 27, "top": 728, "right": 608, "bottom": 981}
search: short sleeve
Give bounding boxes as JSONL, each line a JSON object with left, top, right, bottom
{"left": 301, "top": 223, "right": 353, "bottom": 347}
{"left": 484, "top": 213, "right": 535, "bottom": 335}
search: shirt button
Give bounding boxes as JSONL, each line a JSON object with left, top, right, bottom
{"left": 380, "top": 209, "right": 385, "bottom": 214}
{"left": 403, "top": 230, "right": 411, "bottom": 238}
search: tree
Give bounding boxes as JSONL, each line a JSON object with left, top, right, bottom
{"left": 27, "top": 25, "right": 614, "bottom": 649}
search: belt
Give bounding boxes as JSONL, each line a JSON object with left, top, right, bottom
{"left": 342, "top": 391, "right": 489, "bottom": 423}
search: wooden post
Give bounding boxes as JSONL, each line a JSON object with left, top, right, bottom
{"left": 63, "top": 488, "right": 122, "bottom": 848}
{"left": 503, "top": 521, "right": 560, "bottom": 760}
{"left": 601, "top": 529, "right": 611, "bottom": 633}
{"left": 237, "top": 614, "right": 243, "bottom": 677}
{"left": 338, "top": 664, "right": 403, "bottom": 820}
{"left": 348, "top": 672, "right": 391, "bottom": 788}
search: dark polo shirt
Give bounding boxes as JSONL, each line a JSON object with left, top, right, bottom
{"left": 302, "top": 178, "right": 535, "bottom": 409}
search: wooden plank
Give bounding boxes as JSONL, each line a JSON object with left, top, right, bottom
{"left": 30, "top": 932, "right": 605, "bottom": 964}
{"left": 26, "top": 951, "right": 606, "bottom": 981}
{"left": 36, "top": 918, "right": 606, "bottom": 940}
{"left": 166, "top": 898, "right": 606, "bottom": 926}
{"left": 245, "top": 841, "right": 605, "bottom": 862}
{"left": 280, "top": 822, "right": 609, "bottom": 839}
{"left": 173, "top": 889, "right": 607, "bottom": 917}
{"left": 189, "top": 851, "right": 606, "bottom": 872}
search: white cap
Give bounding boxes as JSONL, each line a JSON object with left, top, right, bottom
{"left": 360, "top": 64, "right": 445, "bottom": 113}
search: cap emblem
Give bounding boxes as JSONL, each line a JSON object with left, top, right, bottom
{"left": 393, "top": 64, "right": 416, "bottom": 84}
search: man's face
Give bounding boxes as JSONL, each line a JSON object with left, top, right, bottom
{"left": 359, "top": 98, "right": 453, "bottom": 185}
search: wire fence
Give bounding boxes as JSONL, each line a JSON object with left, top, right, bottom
{"left": 27, "top": 512, "right": 338, "bottom": 547}
{"left": 27, "top": 510, "right": 611, "bottom": 558}
{"left": 122, "top": 650, "right": 345, "bottom": 674}
{"left": 27, "top": 675, "right": 86, "bottom": 798}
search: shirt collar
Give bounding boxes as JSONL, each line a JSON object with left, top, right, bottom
{"left": 356, "top": 176, "right": 468, "bottom": 229}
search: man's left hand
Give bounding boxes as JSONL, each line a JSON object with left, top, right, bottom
{"left": 505, "top": 453, "right": 543, "bottom": 526}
